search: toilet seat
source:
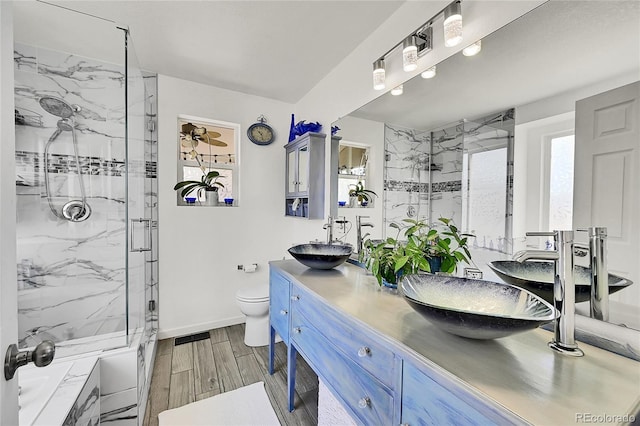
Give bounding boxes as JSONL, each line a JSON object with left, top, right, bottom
{"left": 236, "top": 284, "right": 269, "bottom": 303}
{"left": 237, "top": 295, "right": 269, "bottom": 303}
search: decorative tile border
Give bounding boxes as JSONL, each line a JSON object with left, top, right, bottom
{"left": 384, "top": 179, "right": 462, "bottom": 193}
{"left": 15, "top": 150, "right": 157, "bottom": 179}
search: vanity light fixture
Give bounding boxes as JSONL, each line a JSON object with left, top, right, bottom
{"left": 444, "top": 1, "right": 463, "bottom": 47}
{"left": 402, "top": 36, "right": 418, "bottom": 72}
{"left": 421, "top": 65, "right": 437, "bottom": 79}
{"left": 373, "top": 59, "right": 386, "bottom": 90}
{"left": 462, "top": 40, "right": 482, "bottom": 56}
{"left": 371, "top": 1, "right": 461, "bottom": 89}
{"left": 391, "top": 85, "right": 404, "bottom": 96}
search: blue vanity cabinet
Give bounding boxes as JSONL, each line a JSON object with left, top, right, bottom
{"left": 288, "top": 282, "right": 402, "bottom": 424}
{"left": 269, "top": 268, "right": 291, "bottom": 374}
{"left": 268, "top": 261, "right": 640, "bottom": 425}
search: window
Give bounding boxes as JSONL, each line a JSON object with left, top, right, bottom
{"left": 176, "top": 116, "right": 239, "bottom": 206}
{"left": 548, "top": 134, "right": 575, "bottom": 231}
{"left": 462, "top": 147, "right": 508, "bottom": 251}
{"left": 337, "top": 142, "right": 371, "bottom": 207}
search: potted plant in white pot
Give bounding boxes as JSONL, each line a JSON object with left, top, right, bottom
{"left": 174, "top": 171, "right": 224, "bottom": 206}
{"left": 348, "top": 181, "right": 377, "bottom": 207}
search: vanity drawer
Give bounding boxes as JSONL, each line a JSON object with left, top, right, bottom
{"left": 401, "top": 362, "right": 507, "bottom": 426}
{"left": 291, "top": 320, "right": 394, "bottom": 426}
{"left": 269, "top": 270, "right": 290, "bottom": 344}
{"left": 290, "top": 284, "right": 397, "bottom": 389}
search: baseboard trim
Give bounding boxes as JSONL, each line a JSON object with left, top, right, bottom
{"left": 158, "top": 316, "right": 245, "bottom": 340}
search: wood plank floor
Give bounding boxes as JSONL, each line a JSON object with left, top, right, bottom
{"left": 143, "top": 324, "right": 318, "bottom": 426}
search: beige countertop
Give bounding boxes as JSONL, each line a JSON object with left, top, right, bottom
{"left": 271, "top": 260, "right": 640, "bottom": 425}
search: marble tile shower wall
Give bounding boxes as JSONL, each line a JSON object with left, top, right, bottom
{"left": 383, "top": 123, "right": 463, "bottom": 234}
{"left": 430, "top": 123, "right": 464, "bottom": 224}
{"left": 13, "top": 42, "right": 154, "bottom": 350}
{"left": 384, "top": 125, "right": 431, "bottom": 232}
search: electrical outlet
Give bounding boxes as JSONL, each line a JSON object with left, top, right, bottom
{"left": 464, "top": 268, "right": 483, "bottom": 280}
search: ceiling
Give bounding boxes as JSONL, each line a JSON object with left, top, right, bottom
{"left": 13, "top": 1, "right": 405, "bottom": 104}
{"left": 349, "top": 1, "right": 640, "bottom": 131}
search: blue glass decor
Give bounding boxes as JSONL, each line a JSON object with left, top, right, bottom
{"left": 293, "top": 120, "right": 322, "bottom": 136}
{"left": 288, "top": 113, "right": 296, "bottom": 142}
{"left": 288, "top": 113, "right": 323, "bottom": 142}
{"left": 331, "top": 125, "right": 340, "bottom": 135}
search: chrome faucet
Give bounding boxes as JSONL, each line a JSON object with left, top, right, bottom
{"left": 514, "top": 230, "right": 584, "bottom": 357}
{"left": 323, "top": 216, "right": 335, "bottom": 244}
{"left": 356, "top": 215, "right": 374, "bottom": 254}
{"left": 575, "top": 227, "right": 609, "bottom": 322}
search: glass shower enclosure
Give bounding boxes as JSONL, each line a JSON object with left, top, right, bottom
{"left": 13, "top": 1, "right": 158, "bottom": 357}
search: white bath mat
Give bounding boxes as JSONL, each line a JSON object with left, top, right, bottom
{"left": 158, "top": 381, "right": 280, "bottom": 426}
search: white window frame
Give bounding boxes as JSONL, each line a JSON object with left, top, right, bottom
{"left": 176, "top": 114, "right": 240, "bottom": 206}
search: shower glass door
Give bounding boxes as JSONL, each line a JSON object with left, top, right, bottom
{"left": 14, "top": 2, "right": 130, "bottom": 355}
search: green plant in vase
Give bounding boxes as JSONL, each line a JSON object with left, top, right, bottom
{"left": 404, "top": 217, "right": 473, "bottom": 274}
{"left": 174, "top": 170, "right": 225, "bottom": 201}
{"left": 348, "top": 181, "right": 377, "bottom": 207}
{"left": 363, "top": 222, "right": 430, "bottom": 287}
{"left": 363, "top": 239, "right": 398, "bottom": 287}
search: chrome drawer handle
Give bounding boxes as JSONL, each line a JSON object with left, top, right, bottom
{"left": 280, "top": 309, "right": 288, "bottom": 315}
{"left": 293, "top": 327, "right": 301, "bottom": 334}
{"left": 357, "top": 347, "right": 370, "bottom": 358}
{"left": 291, "top": 295, "right": 300, "bottom": 301}
{"left": 358, "top": 397, "right": 370, "bottom": 408}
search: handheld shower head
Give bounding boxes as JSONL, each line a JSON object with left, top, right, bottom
{"left": 56, "top": 118, "right": 74, "bottom": 132}
{"left": 38, "top": 96, "right": 80, "bottom": 119}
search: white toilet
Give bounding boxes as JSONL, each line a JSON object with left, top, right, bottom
{"left": 235, "top": 284, "right": 270, "bottom": 347}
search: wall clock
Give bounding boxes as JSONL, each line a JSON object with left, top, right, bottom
{"left": 247, "top": 115, "right": 275, "bottom": 145}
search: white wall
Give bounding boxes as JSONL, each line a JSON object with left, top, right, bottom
{"left": 157, "top": 75, "right": 326, "bottom": 338}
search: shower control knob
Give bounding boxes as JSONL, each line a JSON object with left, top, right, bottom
{"left": 280, "top": 310, "right": 288, "bottom": 315}
{"left": 4, "top": 340, "right": 55, "bottom": 380}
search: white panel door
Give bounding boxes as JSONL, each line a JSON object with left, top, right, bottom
{"left": 574, "top": 81, "right": 640, "bottom": 307}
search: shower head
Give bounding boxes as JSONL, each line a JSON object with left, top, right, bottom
{"left": 39, "top": 96, "right": 80, "bottom": 119}
{"left": 57, "top": 118, "right": 74, "bottom": 132}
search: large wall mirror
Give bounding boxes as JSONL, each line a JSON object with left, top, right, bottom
{"left": 333, "top": 1, "right": 640, "bottom": 343}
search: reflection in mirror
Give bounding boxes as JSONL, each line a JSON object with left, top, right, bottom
{"left": 332, "top": 1, "right": 640, "bottom": 342}
{"left": 338, "top": 143, "right": 371, "bottom": 207}
{"left": 383, "top": 109, "right": 514, "bottom": 254}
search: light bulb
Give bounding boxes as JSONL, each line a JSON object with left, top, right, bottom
{"left": 462, "top": 40, "right": 481, "bottom": 56}
{"left": 421, "top": 66, "right": 436, "bottom": 79}
{"left": 444, "top": 1, "right": 462, "bottom": 47}
{"left": 373, "top": 59, "right": 386, "bottom": 90}
{"left": 402, "top": 37, "right": 418, "bottom": 72}
{"left": 391, "top": 85, "right": 403, "bottom": 96}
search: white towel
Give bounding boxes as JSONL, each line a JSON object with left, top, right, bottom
{"left": 158, "top": 382, "right": 280, "bottom": 426}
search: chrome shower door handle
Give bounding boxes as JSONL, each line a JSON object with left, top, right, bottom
{"left": 130, "top": 218, "right": 152, "bottom": 252}
{"left": 5, "top": 341, "right": 55, "bottom": 380}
